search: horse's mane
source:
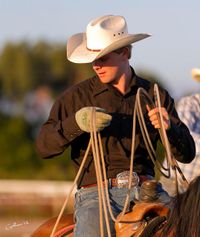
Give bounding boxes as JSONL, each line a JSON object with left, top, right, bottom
{"left": 161, "top": 175, "right": 200, "bottom": 237}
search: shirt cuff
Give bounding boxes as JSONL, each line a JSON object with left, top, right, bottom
{"left": 61, "top": 114, "right": 84, "bottom": 142}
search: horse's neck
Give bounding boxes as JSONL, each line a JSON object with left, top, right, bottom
{"left": 152, "top": 229, "right": 162, "bottom": 237}
{"left": 152, "top": 227, "right": 175, "bottom": 237}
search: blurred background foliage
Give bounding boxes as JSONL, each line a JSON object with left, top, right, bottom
{"left": 0, "top": 41, "right": 165, "bottom": 181}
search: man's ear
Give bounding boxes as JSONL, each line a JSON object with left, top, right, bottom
{"left": 123, "top": 47, "right": 130, "bottom": 59}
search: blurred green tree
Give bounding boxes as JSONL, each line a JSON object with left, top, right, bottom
{"left": 0, "top": 113, "right": 75, "bottom": 180}
{"left": 0, "top": 42, "right": 35, "bottom": 99}
{"left": 0, "top": 41, "right": 93, "bottom": 180}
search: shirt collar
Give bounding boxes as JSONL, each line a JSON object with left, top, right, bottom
{"left": 129, "top": 67, "right": 147, "bottom": 89}
{"left": 92, "top": 76, "right": 108, "bottom": 96}
{"left": 92, "top": 66, "right": 141, "bottom": 96}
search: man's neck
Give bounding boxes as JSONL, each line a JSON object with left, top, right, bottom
{"left": 113, "top": 65, "right": 132, "bottom": 95}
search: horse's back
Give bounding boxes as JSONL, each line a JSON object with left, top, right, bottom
{"left": 31, "top": 213, "right": 74, "bottom": 237}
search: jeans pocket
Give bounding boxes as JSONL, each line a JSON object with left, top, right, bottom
{"left": 76, "top": 187, "right": 99, "bottom": 208}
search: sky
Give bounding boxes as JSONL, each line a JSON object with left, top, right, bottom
{"left": 0, "top": 0, "right": 200, "bottom": 99}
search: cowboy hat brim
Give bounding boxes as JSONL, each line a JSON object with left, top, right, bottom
{"left": 67, "top": 33, "right": 151, "bottom": 64}
{"left": 191, "top": 68, "right": 200, "bottom": 82}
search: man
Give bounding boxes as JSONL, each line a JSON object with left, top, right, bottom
{"left": 176, "top": 68, "right": 200, "bottom": 184}
{"left": 36, "top": 15, "right": 195, "bottom": 237}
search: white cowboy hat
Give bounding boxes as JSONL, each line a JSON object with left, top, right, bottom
{"left": 191, "top": 68, "right": 200, "bottom": 82}
{"left": 67, "top": 15, "right": 151, "bottom": 64}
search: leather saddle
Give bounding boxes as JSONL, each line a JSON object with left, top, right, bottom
{"left": 115, "top": 202, "right": 169, "bottom": 237}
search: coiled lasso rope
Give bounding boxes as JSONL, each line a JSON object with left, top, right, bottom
{"left": 50, "top": 83, "right": 188, "bottom": 237}
{"left": 136, "top": 84, "right": 189, "bottom": 195}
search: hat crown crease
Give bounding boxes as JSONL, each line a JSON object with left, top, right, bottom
{"left": 86, "top": 15, "right": 128, "bottom": 50}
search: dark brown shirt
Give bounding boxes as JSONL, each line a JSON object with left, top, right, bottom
{"left": 36, "top": 71, "right": 195, "bottom": 187}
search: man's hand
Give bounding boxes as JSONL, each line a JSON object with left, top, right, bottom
{"left": 147, "top": 105, "right": 171, "bottom": 130}
{"left": 75, "top": 107, "right": 112, "bottom": 132}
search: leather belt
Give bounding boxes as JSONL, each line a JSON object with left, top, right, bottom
{"left": 81, "top": 178, "right": 117, "bottom": 189}
{"left": 81, "top": 175, "right": 150, "bottom": 189}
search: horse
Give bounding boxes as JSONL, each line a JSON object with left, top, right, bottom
{"left": 31, "top": 176, "right": 200, "bottom": 237}
{"left": 121, "top": 175, "right": 200, "bottom": 237}
{"left": 31, "top": 213, "right": 74, "bottom": 237}
{"left": 159, "top": 175, "right": 200, "bottom": 237}
{"left": 30, "top": 202, "right": 168, "bottom": 237}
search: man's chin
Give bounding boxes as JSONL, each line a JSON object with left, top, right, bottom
{"left": 99, "top": 76, "right": 114, "bottom": 84}
{"left": 99, "top": 78, "right": 110, "bottom": 83}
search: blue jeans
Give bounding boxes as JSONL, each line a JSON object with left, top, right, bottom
{"left": 73, "top": 183, "right": 171, "bottom": 237}
{"left": 74, "top": 186, "right": 136, "bottom": 237}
